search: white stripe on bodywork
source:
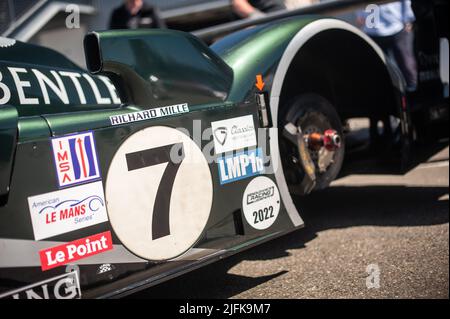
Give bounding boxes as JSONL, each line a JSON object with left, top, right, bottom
{"left": 172, "top": 248, "right": 225, "bottom": 261}
{"left": 269, "top": 19, "right": 387, "bottom": 227}
{"left": 0, "top": 238, "right": 221, "bottom": 268}
{"left": 0, "top": 238, "right": 146, "bottom": 268}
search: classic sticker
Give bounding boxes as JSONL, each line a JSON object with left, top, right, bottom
{"left": 27, "top": 181, "right": 109, "bottom": 241}
{"left": 218, "top": 148, "right": 264, "bottom": 185}
{"left": 109, "top": 103, "right": 189, "bottom": 126}
{"left": 0, "top": 272, "right": 81, "bottom": 299}
{"left": 211, "top": 115, "right": 257, "bottom": 154}
{"left": 51, "top": 131, "right": 101, "bottom": 188}
{"left": 39, "top": 231, "right": 113, "bottom": 271}
{"left": 106, "top": 126, "right": 213, "bottom": 261}
{"left": 242, "top": 177, "right": 281, "bottom": 230}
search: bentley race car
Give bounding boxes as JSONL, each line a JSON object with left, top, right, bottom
{"left": 0, "top": 0, "right": 448, "bottom": 299}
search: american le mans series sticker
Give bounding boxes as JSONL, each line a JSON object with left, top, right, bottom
{"left": 27, "top": 181, "right": 109, "bottom": 241}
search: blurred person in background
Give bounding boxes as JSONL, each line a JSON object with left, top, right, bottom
{"left": 357, "top": 1, "right": 418, "bottom": 146}
{"left": 110, "top": 0, "right": 166, "bottom": 29}
{"left": 284, "top": 0, "right": 319, "bottom": 10}
{"left": 357, "top": 0, "right": 417, "bottom": 91}
{"left": 232, "top": 0, "right": 286, "bottom": 19}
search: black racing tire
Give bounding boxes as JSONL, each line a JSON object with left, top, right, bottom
{"left": 281, "top": 93, "right": 345, "bottom": 191}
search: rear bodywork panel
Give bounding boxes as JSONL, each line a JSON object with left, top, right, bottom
{"left": 0, "top": 19, "right": 309, "bottom": 299}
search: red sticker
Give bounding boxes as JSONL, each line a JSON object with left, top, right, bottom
{"left": 39, "top": 231, "right": 113, "bottom": 271}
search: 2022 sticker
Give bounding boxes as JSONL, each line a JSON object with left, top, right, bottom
{"left": 242, "top": 177, "right": 281, "bottom": 230}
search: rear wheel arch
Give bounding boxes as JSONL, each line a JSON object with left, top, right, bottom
{"left": 267, "top": 19, "right": 400, "bottom": 219}
{"left": 275, "top": 20, "right": 400, "bottom": 124}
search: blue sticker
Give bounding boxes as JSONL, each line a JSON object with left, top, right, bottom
{"left": 218, "top": 148, "right": 265, "bottom": 185}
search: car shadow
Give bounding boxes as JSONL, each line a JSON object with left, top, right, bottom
{"left": 131, "top": 183, "right": 448, "bottom": 299}
{"left": 130, "top": 143, "right": 449, "bottom": 299}
{"left": 341, "top": 135, "right": 449, "bottom": 176}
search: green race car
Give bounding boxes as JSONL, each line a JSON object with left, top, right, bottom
{"left": 0, "top": 0, "right": 447, "bottom": 299}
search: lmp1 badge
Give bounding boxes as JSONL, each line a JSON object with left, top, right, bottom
{"left": 242, "top": 177, "right": 281, "bottom": 230}
{"left": 105, "top": 126, "right": 213, "bottom": 261}
{"left": 218, "top": 148, "right": 265, "bottom": 185}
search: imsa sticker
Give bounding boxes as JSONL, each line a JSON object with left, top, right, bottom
{"left": 27, "top": 181, "right": 109, "bottom": 241}
{"left": 51, "top": 131, "right": 101, "bottom": 188}
{"left": 218, "top": 148, "right": 264, "bottom": 185}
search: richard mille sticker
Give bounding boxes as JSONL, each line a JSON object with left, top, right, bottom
{"left": 110, "top": 103, "right": 189, "bottom": 126}
{"left": 242, "top": 177, "right": 281, "bottom": 230}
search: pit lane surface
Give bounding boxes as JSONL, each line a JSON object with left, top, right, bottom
{"left": 131, "top": 142, "right": 449, "bottom": 299}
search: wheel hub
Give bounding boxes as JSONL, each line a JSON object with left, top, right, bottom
{"left": 304, "top": 129, "right": 342, "bottom": 173}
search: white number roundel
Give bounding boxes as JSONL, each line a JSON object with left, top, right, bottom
{"left": 106, "top": 126, "right": 213, "bottom": 261}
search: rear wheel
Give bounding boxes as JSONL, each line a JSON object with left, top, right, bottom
{"left": 280, "top": 93, "right": 345, "bottom": 192}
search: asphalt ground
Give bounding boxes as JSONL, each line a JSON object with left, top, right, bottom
{"left": 131, "top": 140, "right": 449, "bottom": 299}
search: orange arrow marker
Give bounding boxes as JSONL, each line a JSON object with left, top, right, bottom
{"left": 255, "top": 74, "right": 265, "bottom": 91}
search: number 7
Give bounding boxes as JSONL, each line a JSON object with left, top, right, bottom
{"left": 126, "top": 143, "right": 185, "bottom": 240}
